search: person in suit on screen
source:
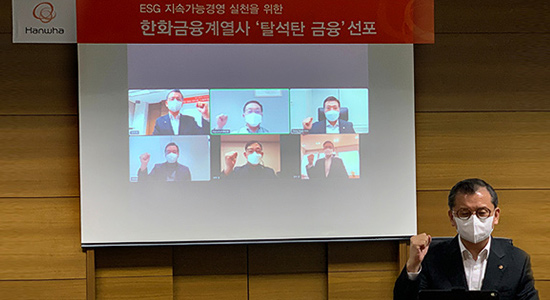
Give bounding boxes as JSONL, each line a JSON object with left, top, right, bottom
{"left": 153, "top": 89, "right": 210, "bottom": 135}
{"left": 305, "top": 141, "right": 349, "bottom": 179}
{"left": 394, "top": 178, "right": 539, "bottom": 300}
{"left": 137, "top": 142, "right": 191, "bottom": 181}
{"left": 302, "top": 96, "right": 355, "bottom": 134}
{"left": 221, "top": 140, "right": 277, "bottom": 179}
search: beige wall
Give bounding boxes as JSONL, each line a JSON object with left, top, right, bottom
{"left": 0, "top": 1, "right": 548, "bottom": 298}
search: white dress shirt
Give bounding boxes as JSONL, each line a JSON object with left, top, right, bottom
{"left": 325, "top": 120, "right": 339, "bottom": 133}
{"left": 169, "top": 113, "right": 181, "bottom": 135}
{"left": 458, "top": 236, "right": 491, "bottom": 290}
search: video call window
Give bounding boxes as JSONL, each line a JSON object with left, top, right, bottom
{"left": 210, "top": 89, "right": 290, "bottom": 135}
{"left": 129, "top": 135, "right": 211, "bottom": 182}
{"left": 218, "top": 135, "right": 281, "bottom": 180}
{"left": 300, "top": 134, "right": 360, "bottom": 179}
{"left": 290, "top": 88, "right": 368, "bottom": 135}
{"left": 129, "top": 89, "right": 210, "bottom": 136}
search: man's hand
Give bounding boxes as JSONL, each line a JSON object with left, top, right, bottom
{"left": 139, "top": 152, "right": 150, "bottom": 171}
{"left": 302, "top": 117, "right": 313, "bottom": 130}
{"left": 197, "top": 102, "right": 209, "bottom": 121}
{"left": 406, "top": 233, "right": 431, "bottom": 273}
{"left": 223, "top": 151, "right": 238, "bottom": 175}
{"left": 216, "top": 114, "right": 228, "bottom": 129}
{"left": 307, "top": 154, "right": 314, "bottom": 166}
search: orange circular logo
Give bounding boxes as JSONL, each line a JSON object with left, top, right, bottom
{"left": 33, "top": 2, "right": 57, "bottom": 23}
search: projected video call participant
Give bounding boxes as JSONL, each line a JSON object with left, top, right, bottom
{"left": 153, "top": 89, "right": 210, "bottom": 135}
{"left": 222, "top": 141, "right": 277, "bottom": 179}
{"left": 216, "top": 100, "right": 269, "bottom": 134}
{"left": 137, "top": 142, "right": 191, "bottom": 181}
{"left": 306, "top": 141, "right": 349, "bottom": 179}
{"left": 394, "top": 178, "right": 539, "bottom": 300}
{"left": 302, "top": 96, "right": 355, "bottom": 134}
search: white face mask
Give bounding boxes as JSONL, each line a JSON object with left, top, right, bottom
{"left": 245, "top": 113, "right": 262, "bottom": 127}
{"left": 166, "top": 152, "right": 178, "bottom": 163}
{"left": 454, "top": 215, "right": 494, "bottom": 244}
{"left": 325, "top": 110, "right": 340, "bottom": 122}
{"left": 167, "top": 100, "right": 183, "bottom": 113}
{"left": 324, "top": 148, "right": 334, "bottom": 157}
{"left": 247, "top": 152, "right": 262, "bottom": 165}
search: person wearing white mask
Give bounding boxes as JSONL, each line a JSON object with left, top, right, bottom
{"left": 153, "top": 89, "right": 210, "bottom": 135}
{"left": 222, "top": 141, "right": 277, "bottom": 179}
{"left": 394, "top": 178, "right": 539, "bottom": 300}
{"left": 137, "top": 142, "right": 191, "bottom": 181}
{"left": 302, "top": 96, "right": 355, "bottom": 134}
{"left": 305, "top": 141, "right": 349, "bottom": 179}
{"left": 215, "top": 100, "right": 270, "bottom": 134}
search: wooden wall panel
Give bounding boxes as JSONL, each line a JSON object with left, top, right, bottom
{"left": 416, "top": 112, "right": 550, "bottom": 190}
{"left": 0, "top": 116, "right": 79, "bottom": 198}
{"left": 96, "top": 276, "right": 173, "bottom": 300}
{"left": 0, "top": 198, "right": 85, "bottom": 280}
{"left": 95, "top": 247, "right": 173, "bottom": 299}
{"left": 417, "top": 190, "right": 550, "bottom": 280}
{"left": 434, "top": 1, "right": 548, "bottom": 33}
{"left": 328, "top": 242, "right": 399, "bottom": 300}
{"left": 328, "top": 271, "right": 396, "bottom": 300}
{"left": 248, "top": 243, "right": 327, "bottom": 300}
{"left": 174, "top": 275, "right": 247, "bottom": 300}
{"left": 0, "top": 0, "right": 11, "bottom": 33}
{"left": 0, "top": 36, "right": 78, "bottom": 115}
{"left": 173, "top": 245, "right": 247, "bottom": 299}
{"left": 328, "top": 241, "right": 398, "bottom": 273}
{"left": 0, "top": 279, "right": 86, "bottom": 300}
{"left": 95, "top": 247, "right": 173, "bottom": 278}
{"left": 537, "top": 280, "right": 550, "bottom": 300}
{"left": 415, "top": 34, "right": 549, "bottom": 112}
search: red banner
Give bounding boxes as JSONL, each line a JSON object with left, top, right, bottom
{"left": 77, "top": 0, "right": 433, "bottom": 44}
{"left": 183, "top": 95, "right": 209, "bottom": 104}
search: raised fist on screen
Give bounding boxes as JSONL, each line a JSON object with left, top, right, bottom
{"left": 196, "top": 101, "right": 209, "bottom": 120}
{"left": 223, "top": 151, "right": 238, "bottom": 175}
{"left": 302, "top": 117, "right": 313, "bottom": 130}
{"left": 139, "top": 152, "right": 151, "bottom": 170}
{"left": 216, "top": 114, "right": 228, "bottom": 129}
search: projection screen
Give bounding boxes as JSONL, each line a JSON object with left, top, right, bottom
{"left": 79, "top": 44, "right": 416, "bottom": 246}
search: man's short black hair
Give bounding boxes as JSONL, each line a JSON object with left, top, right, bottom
{"left": 323, "top": 96, "right": 340, "bottom": 109}
{"left": 165, "top": 142, "right": 179, "bottom": 153}
{"left": 244, "top": 140, "right": 263, "bottom": 150}
{"left": 323, "top": 141, "right": 335, "bottom": 148}
{"left": 243, "top": 100, "right": 263, "bottom": 113}
{"left": 448, "top": 178, "right": 498, "bottom": 210}
{"left": 167, "top": 89, "right": 183, "bottom": 99}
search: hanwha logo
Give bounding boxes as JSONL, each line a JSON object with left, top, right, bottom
{"left": 33, "top": 2, "right": 56, "bottom": 24}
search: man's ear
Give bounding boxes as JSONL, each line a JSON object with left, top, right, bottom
{"left": 448, "top": 210, "right": 456, "bottom": 228}
{"left": 493, "top": 207, "right": 500, "bottom": 226}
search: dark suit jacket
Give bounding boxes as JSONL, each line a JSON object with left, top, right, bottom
{"left": 306, "top": 156, "right": 349, "bottom": 179}
{"left": 153, "top": 114, "right": 209, "bottom": 135}
{"left": 394, "top": 236, "right": 539, "bottom": 300}
{"left": 308, "top": 119, "right": 355, "bottom": 134}
{"left": 137, "top": 162, "right": 191, "bottom": 181}
{"left": 223, "top": 163, "right": 277, "bottom": 179}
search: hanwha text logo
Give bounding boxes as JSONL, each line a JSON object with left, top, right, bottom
{"left": 33, "top": 2, "right": 56, "bottom": 24}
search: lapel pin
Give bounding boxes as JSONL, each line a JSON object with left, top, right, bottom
{"left": 498, "top": 265, "right": 504, "bottom": 270}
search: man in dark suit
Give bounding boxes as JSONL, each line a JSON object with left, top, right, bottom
{"left": 137, "top": 142, "right": 191, "bottom": 181}
{"left": 302, "top": 96, "right": 355, "bottom": 134}
{"left": 394, "top": 178, "right": 539, "bottom": 300}
{"left": 306, "top": 141, "right": 349, "bottom": 179}
{"left": 152, "top": 89, "right": 210, "bottom": 135}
